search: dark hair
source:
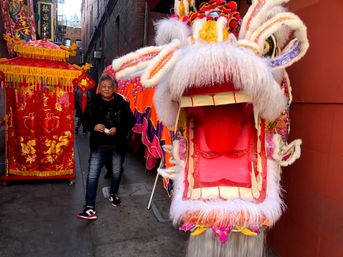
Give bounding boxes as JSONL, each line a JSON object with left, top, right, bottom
{"left": 99, "top": 74, "right": 117, "bottom": 87}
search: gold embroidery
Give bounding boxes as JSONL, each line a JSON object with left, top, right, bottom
{"left": 19, "top": 137, "right": 37, "bottom": 163}
{"left": 44, "top": 131, "right": 71, "bottom": 155}
{"left": 19, "top": 137, "right": 36, "bottom": 155}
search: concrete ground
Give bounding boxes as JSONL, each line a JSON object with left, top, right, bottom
{"left": 0, "top": 132, "right": 278, "bottom": 257}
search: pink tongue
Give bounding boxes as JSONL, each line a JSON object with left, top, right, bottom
{"left": 202, "top": 105, "right": 243, "bottom": 154}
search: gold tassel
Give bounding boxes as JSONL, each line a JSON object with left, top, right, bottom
{"left": 9, "top": 169, "right": 74, "bottom": 176}
{"left": 14, "top": 44, "right": 70, "bottom": 61}
{"left": 0, "top": 63, "right": 81, "bottom": 87}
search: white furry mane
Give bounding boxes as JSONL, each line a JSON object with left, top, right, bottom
{"left": 155, "top": 18, "right": 191, "bottom": 46}
{"left": 158, "top": 42, "right": 287, "bottom": 125}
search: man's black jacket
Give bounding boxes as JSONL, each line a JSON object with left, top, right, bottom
{"left": 81, "top": 93, "right": 135, "bottom": 152}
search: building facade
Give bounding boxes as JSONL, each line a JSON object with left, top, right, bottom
{"left": 81, "top": 0, "right": 170, "bottom": 83}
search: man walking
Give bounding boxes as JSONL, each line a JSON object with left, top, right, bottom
{"left": 77, "top": 74, "right": 135, "bottom": 220}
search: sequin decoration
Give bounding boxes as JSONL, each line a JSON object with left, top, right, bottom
{"left": 271, "top": 40, "right": 301, "bottom": 67}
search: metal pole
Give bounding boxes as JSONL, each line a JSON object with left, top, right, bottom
{"left": 147, "top": 172, "right": 159, "bottom": 209}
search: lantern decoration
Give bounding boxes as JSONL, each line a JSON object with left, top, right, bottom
{"left": 0, "top": 38, "right": 94, "bottom": 183}
{"left": 72, "top": 64, "right": 95, "bottom": 112}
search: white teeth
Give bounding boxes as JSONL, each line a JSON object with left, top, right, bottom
{"left": 251, "top": 162, "right": 261, "bottom": 199}
{"left": 192, "top": 18, "right": 206, "bottom": 42}
{"left": 216, "top": 17, "right": 228, "bottom": 42}
{"left": 254, "top": 108, "right": 259, "bottom": 130}
{"left": 180, "top": 91, "right": 251, "bottom": 108}
{"left": 200, "top": 187, "right": 219, "bottom": 199}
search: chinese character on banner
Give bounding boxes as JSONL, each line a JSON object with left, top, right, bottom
{"left": 38, "top": 2, "right": 54, "bottom": 41}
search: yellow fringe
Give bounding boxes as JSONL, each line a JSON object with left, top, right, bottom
{"left": 191, "top": 226, "right": 206, "bottom": 236}
{"left": 235, "top": 226, "right": 258, "bottom": 236}
{"left": 14, "top": 44, "right": 70, "bottom": 61}
{"left": 189, "top": 225, "right": 258, "bottom": 237}
{"left": 8, "top": 169, "right": 74, "bottom": 176}
{"left": 0, "top": 63, "right": 81, "bottom": 86}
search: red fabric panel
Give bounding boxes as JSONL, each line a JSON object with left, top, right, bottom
{"left": 0, "top": 0, "right": 36, "bottom": 54}
{"left": 6, "top": 85, "right": 75, "bottom": 176}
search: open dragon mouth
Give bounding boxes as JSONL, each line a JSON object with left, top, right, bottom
{"left": 177, "top": 82, "right": 267, "bottom": 203}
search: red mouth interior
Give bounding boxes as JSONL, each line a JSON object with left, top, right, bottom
{"left": 186, "top": 103, "right": 257, "bottom": 188}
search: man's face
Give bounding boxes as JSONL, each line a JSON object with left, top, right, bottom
{"left": 99, "top": 79, "right": 117, "bottom": 100}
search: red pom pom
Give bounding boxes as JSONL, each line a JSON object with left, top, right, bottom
{"left": 229, "top": 18, "right": 238, "bottom": 29}
{"left": 227, "top": 1, "right": 237, "bottom": 11}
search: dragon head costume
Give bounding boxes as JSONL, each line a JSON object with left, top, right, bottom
{"left": 112, "top": 0, "right": 309, "bottom": 256}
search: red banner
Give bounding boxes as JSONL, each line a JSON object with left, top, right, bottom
{"left": 6, "top": 85, "right": 74, "bottom": 177}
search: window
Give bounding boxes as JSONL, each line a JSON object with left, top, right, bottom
{"left": 64, "top": 39, "right": 71, "bottom": 47}
{"left": 76, "top": 40, "right": 81, "bottom": 48}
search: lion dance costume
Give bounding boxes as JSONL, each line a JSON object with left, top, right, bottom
{"left": 112, "top": 0, "right": 309, "bottom": 256}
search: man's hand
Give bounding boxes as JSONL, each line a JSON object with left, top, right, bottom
{"left": 94, "top": 124, "right": 105, "bottom": 132}
{"left": 108, "top": 127, "right": 117, "bottom": 135}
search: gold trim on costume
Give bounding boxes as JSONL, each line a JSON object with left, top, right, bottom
{"left": 8, "top": 169, "right": 74, "bottom": 176}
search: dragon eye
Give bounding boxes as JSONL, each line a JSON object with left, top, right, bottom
{"left": 207, "top": 11, "right": 220, "bottom": 19}
{"left": 263, "top": 35, "right": 277, "bottom": 57}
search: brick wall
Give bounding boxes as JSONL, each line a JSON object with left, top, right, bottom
{"left": 64, "top": 26, "right": 81, "bottom": 43}
{"left": 102, "top": 0, "right": 146, "bottom": 66}
{"left": 81, "top": 0, "right": 149, "bottom": 82}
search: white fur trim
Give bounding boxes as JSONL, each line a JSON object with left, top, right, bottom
{"left": 216, "top": 17, "right": 227, "bottom": 42}
{"left": 280, "top": 139, "right": 302, "bottom": 166}
{"left": 240, "top": 0, "right": 290, "bottom": 40}
{"left": 192, "top": 18, "right": 206, "bottom": 42}
{"left": 114, "top": 62, "right": 147, "bottom": 80}
{"left": 174, "top": 0, "right": 181, "bottom": 16}
{"left": 141, "top": 40, "right": 181, "bottom": 88}
{"left": 246, "top": 1, "right": 290, "bottom": 40}
{"left": 155, "top": 19, "right": 191, "bottom": 46}
{"left": 157, "top": 167, "right": 178, "bottom": 179}
{"left": 251, "top": 12, "right": 309, "bottom": 65}
{"left": 153, "top": 78, "right": 180, "bottom": 127}
{"left": 169, "top": 160, "right": 284, "bottom": 227}
{"left": 174, "top": 0, "right": 190, "bottom": 17}
{"left": 112, "top": 45, "right": 163, "bottom": 80}
{"left": 237, "top": 39, "right": 260, "bottom": 55}
{"left": 183, "top": 0, "right": 189, "bottom": 15}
